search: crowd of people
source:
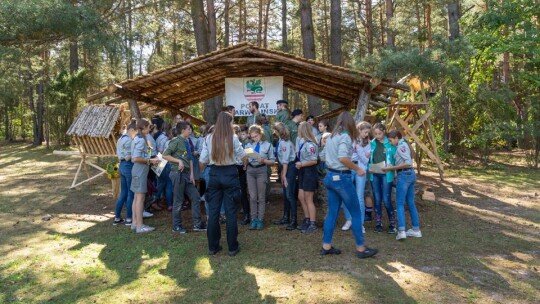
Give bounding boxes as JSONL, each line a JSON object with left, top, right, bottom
{"left": 113, "top": 99, "right": 422, "bottom": 258}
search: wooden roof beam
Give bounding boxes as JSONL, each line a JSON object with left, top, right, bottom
{"left": 107, "top": 84, "right": 154, "bottom": 104}
{"left": 119, "top": 44, "right": 251, "bottom": 89}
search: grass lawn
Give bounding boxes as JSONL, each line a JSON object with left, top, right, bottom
{"left": 0, "top": 143, "right": 538, "bottom": 304}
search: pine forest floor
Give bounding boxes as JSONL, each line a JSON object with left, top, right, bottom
{"left": 0, "top": 143, "right": 538, "bottom": 304}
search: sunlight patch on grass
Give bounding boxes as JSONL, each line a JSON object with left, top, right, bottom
{"left": 377, "top": 262, "right": 473, "bottom": 303}
{"left": 137, "top": 251, "right": 170, "bottom": 276}
{"left": 194, "top": 257, "right": 213, "bottom": 279}
{"left": 500, "top": 230, "right": 540, "bottom": 245}
{"left": 245, "top": 266, "right": 361, "bottom": 302}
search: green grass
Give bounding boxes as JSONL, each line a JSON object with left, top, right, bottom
{"left": 0, "top": 143, "right": 539, "bottom": 303}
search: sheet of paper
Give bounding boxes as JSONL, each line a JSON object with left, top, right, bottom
{"left": 151, "top": 153, "right": 168, "bottom": 177}
{"left": 244, "top": 148, "right": 261, "bottom": 159}
{"left": 369, "top": 161, "right": 386, "bottom": 174}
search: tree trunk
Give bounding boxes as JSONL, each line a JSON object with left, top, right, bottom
{"left": 224, "top": 0, "right": 230, "bottom": 47}
{"left": 385, "top": 0, "right": 394, "bottom": 49}
{"left": 35, "top": 80, "right": 45, "bottom": 146}
{"left": 282, "top": 0, "right": 288, "bottom": 99}
{"left": 172, "top": 18, "right": 178, "bottom": 64}
{"left": 126, "top": 0, "right": 134, "bottom": 78}
{"left": 238, "top": 0, "right": 244, "bottom": 41}
{"left": 128, "top": 99, "right": 142, "bottom": 119}
{"left": 263, "top": 0, "right": 271, "bottom": 48}
{"left": 69, "top": 38, "right": 79, "bottom": 74}
{"left": 379, "top": 1, "right": 385, "bottom": 47}
{"left": 351, "top": 0, "right": 363, "bottom": 59}
{"left": 300, "top": 0, "right": 322, "bottom": 114}
{"left": 322, "top": 0, "right": 330, "bottom": 62}
{"left": 330, "top": 0, "right": 342, "bottom": 66}
{"left": 414, "top": 0, "right": 423, "bottom": 50}
{"left": 258, "top": 0, "right": 263, "bottom": 46}
{"left": 192, "top": 0, "right": 219, "bottom": 123}
{"left": 425, "top": 3, "right": 432, "bottom": 48}
{"left": 442, "top": 84, "right": 450, "bottom": 152}
{"left": 447, "top": 3, "right": 460, "bottom": 40}
{"left": 365, "top": 0, "right": 374, "bottom": 54}
{"left": 207, "top": 0, "right": 217, "bottom": 52}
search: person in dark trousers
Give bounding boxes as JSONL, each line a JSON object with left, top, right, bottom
{"left": 200, "top": 112, "right": 246, "bottom": 257}
{"left": 163, "top": 121, "right": 207, "bottom": 233}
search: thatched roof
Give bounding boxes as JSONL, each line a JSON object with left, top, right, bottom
{"left": 86, "top": 42, "right": 408, "bottom": 113}
{"left": 67, "top": 105, "right": 120, "bottom": 138}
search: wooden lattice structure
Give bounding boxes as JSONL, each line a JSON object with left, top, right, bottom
{"left": 62, "top": 105, "right": 122, "bottom": 188}
{"left": 387, "top": 76, "right": 444, "bottom": 179}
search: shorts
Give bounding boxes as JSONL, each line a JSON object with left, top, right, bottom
{"left": 131, "top": 164, "right": 149, "bottom": 193}
{"left": 298, "top": 165, "right": 318, "bottom": 192}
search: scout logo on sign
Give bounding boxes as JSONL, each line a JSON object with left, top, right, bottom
{"left": 244, "top": 78, "right": 265, "bottom": 102}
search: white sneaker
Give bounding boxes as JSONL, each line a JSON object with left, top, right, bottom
{"left": 406, "top": 229, "right": 422, "bottom": 238}
{"left": 363, "top": 226, "right": 366, "bottom": 234}
{"left": 341, "top": 221, "right": 352, "bottom": 231}
{"left": 143, "top": 211, "right": 154, "bottom": 218}
{"left": 131, "top": 223, "right": 136, "bottom": 230}
{"left": 396, "top": 230, "right": 407, "bottom": 240}
{"left": 136, "top": 225, "right": 155, "bottom": 233}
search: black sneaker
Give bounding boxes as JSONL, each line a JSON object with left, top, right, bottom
{"left": 172, "top": 226, "right": 187, "bottom": 234}
{"left": 228, "top": 245, "right": 240, "bottom": 257}
{"left": 356, "top": 247, "right": 378, "bottom": 258}
{"left": 364, "top": 212, "right": 373, "bottom": 222}
{"left": 208, "top": 245, "right": 223, "bottom": 256}
{"left": 193, "top": 223, "right": 207, "bottom": 232}
{"left": 297, "top": 219, "right": 310, "bottom": 231}
{"left": 320, "top": 246, "right": 342, "bottom": 255}
{"left": 124, "top": 219, "right": 132, "bottom": 226}
{"left": 302, "top": 223, "right": 317, "bottom": 234}
{"left": 374, "top": 225, "right": 383, "bottom": 233}
{"left": 113, "top": 218, "right": 124, "bottom": 225}
{"left": 387, "top": 225, "right": 397, "bottom": 234}
{"left": 240, "top": 216, "right": 251, "bottom": 225}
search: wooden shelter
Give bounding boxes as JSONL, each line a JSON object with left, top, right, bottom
{"left": 61, "top": 105, "right": 122, "bottom": 188}
{"left": 86, "top": 42, "right": 409, "bottom": 121}
{"left": 84, "top": 42, "right": 443, "bottom": 179}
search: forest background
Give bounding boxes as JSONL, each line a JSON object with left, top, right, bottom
{"left": 0, "top": 0, "right": 538, "bottom": 165}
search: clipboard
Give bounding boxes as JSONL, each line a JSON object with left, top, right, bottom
{"left": 151, "top": 153, "right": 168, "bottom": 176}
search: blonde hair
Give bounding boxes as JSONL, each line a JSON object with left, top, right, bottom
{"left": 298, "top": 121, "right": 317, "bottom": 143}
{"left": 273, "top": 122, "right": 289, "bottom": 141}
{"left": 248, "top": 124, "right": 265, "bottom": 141}
{"left": 357, "top": 121, "right": 372, "bottom": 147}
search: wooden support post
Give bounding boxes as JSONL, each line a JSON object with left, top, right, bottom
{"left": 128, "top": 99, "right": 141, "bottom": 119}
{"left": 354, "top": 86, "right": 371, "bottom": 123}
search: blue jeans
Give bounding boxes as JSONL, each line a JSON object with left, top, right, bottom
{"left": 155, "top": 162, "right": 173, "bottom": 207}
{"left": 342, "top": 171, "right": 366, "bottom": 225}
{"left": 285, "top": 162, "right": 298, "bottom": 216}
{"left": 396, "top": 169, "right": 420, "bottom": 231}
{"left": 115, "top": 161, "right": 134, "bottom": 219}
{"left": 323, "top": 172, "right": 364, "bottom": 247}
{"left": 371, "top": 173, "right": 395, "bottom": 226}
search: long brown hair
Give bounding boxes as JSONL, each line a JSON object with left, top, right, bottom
{"left": 298, "top": 121, "right": 317, "bottom": 143}
{"left": 331, "top": 112, "right": 358, "bottom": 140}
{"left": 273, "top": 122, "right": 289, "bottom": 141}
{"left": 211, "top": 112, "right": 234, "bottom": 165}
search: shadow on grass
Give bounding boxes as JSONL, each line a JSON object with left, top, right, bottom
{"left": 1, "top": 143, "right": 539, "bottom": 303}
